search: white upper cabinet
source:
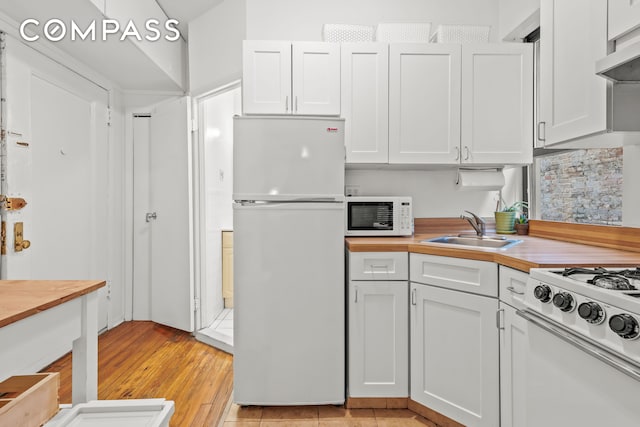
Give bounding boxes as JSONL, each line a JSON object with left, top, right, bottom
{"left": 342, "top": 43, "right": 389, "bottom": 163}
{"left": 389, "top": 44, "right": 461, "bottom": 164}
{"left": 608, "top": 0, "right": 640, "bottom": 40}
{"left": 538, "top": 0, "right": 608, "bottom": 146}
{"left": 389, "top": 43, "right": 532, "bottom": 165}
{"left": 292, "top": 42, "right": 341, "bottom": 115}
{"left": 242, "top": 41, "right": 340, "bottom": 115}
{"left": 242, "top": 41, "right": 292, "bottom": 114}
{"left": 462, "top": 44, "right": 533, "bottom": 165}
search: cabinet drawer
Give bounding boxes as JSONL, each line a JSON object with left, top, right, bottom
{"left": 499, "top": 266, "right": 528, "bottom": 310}
{"left": 410, "top": 253, "right": 497, "bottom": 297}
{"left": 349, "top": 252, "right": 408, "bottom": 281}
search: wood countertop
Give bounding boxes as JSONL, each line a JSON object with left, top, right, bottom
{"left": 0, "top": 280, "right": 106, "bottom": 328}
{"left": 345, "top": 219, "right": 640, "bottom": 272}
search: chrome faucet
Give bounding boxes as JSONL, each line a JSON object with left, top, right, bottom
{"left": 461, "top": 211, "right": 486, "bottom": 237}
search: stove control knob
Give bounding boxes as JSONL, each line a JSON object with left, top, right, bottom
{"left": 552, "top": 292, "right": 574, "bottom": 312}
{"left": 609, "top": 314, "right": 640, "bottom": 339}
{"left": 578, "top": 302, "right": 604, "bottom": 324}
{"left": 533, "top": 284, "right": 552, "bottom": 303}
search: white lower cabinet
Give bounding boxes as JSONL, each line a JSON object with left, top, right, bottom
{"left": 410, "top": 254, "right": 499, "bottom": 427}
{"left": 498, "top": 266, "right": 529, "bottom": 427}
{"left": 348, "top": 281, "right": 408, "bottom": 397}
{"left": 499, "top": 302, "right": 529, "bottom": 427}
{"left": 347, "top": 251, "right": 408, "bottom": 398}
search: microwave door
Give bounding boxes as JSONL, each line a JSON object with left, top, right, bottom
{"left": 348, "top": 202, "right": 394, "bottom": 232}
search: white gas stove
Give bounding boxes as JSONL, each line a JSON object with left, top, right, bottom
{"left": 518, "top": 267, "right": 640, "bottom": 426}
{"left": 526, "top": 267, "right": 640, "bottom": 364}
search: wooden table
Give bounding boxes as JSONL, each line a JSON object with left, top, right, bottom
{"left": 0, "top": 280, "right": 105, "bottom": 405}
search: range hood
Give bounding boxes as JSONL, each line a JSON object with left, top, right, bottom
{"left": 596, "top": 39, "right": 640, "bottom": 83}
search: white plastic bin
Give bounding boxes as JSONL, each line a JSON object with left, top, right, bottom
{"left": 430, "top": 24, "right": 491, "bottom": 43}
{"left": 375, "top": 22, "right": 432, "bottom": 42}
{"left": 44, "top": 399, "right": 175, "bottom": 427}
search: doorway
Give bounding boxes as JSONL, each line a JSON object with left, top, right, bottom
{"left": 194, "top": 84, "right": 241, "bottom": 354}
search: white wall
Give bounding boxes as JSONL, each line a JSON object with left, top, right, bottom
{"left": 498, "top": 0, "right": 539, "bottom": 41}
{"left": 346, "top": 168, "right": 522, "bottom": 219}
{"left": 245, "top": 0, "right": 500, "bottom": 41}
{"left": 188, "top": 0, "right": 246, "bottom": 96}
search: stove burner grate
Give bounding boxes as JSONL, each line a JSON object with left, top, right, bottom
{"left": 558, "top": 267, "right": 608, "bottom": 277}
{"left": 587, "top": 274, "right": 637, "bottom": 290}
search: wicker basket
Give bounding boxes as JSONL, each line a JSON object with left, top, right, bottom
{"left": 430, "top": 24, "right": 491, "bottom": 43}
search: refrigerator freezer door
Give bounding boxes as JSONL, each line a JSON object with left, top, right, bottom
{"left": 233, "top": 202, "right": 345, "bottom": 405}
{"left": 233, "top": 116, "right": 345, "bottom": 201}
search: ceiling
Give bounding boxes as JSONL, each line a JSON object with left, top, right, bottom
{"left": 0, "top": 0, "right": 226, "bottom": 90}
{"left": 155, "top": 0, "right": 224, "bottom": 40}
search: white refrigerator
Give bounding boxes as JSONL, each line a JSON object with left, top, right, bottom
{"left": 232, "top": 116, "right": 345, "bottom": 405}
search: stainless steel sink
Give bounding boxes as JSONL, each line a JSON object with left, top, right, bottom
{"left": 423, "top": 235, "right": 523, "bottom": 249}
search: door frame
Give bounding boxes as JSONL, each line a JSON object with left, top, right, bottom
{"left": 193, "top": 80, "right": 241, "bottom": 330}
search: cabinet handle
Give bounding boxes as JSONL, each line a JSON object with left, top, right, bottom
{"left": 537, "top": 121, "right": 546, "bottom": 144}
{"left": 507, "top": 286, "right": 525, "bottom": 295}
{"left": 355, "top": 288, "right": 358, "bottom": 303}
{"left": 285, "top": 96, "right": 289, "bottom": 113}
{"left": 411, "top": 288, "right": 417, "bottom": 306}
{"left": 463, "top": 146, "right": 470, "bottom": 161}
{"left": 496, "top": 309, "right": 505, "bottom": 330}
{"left": 295, "top": 96, "right": 298, "bottom": 113}
{"left": 454, "top": 146, "right": 460, "bottom": 161}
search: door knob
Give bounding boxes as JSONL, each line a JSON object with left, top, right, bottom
{"left": 146, "top": 212, "right": 157, "bottom": 222}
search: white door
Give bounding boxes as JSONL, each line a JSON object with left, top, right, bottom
{"left": 292, "top": 42, "right": 341, "bottom": 115}
{"left": 348, "top": 281, "right": 408, "bottom": 397}
{"left": 136, "top": 97, "right": 194, "bottom": 332}
{"left": 539, "top": 0, "right": 608, "bottom": 146}
{"left": 341, "top": 43, "right": 389, "bottom": 164}
{"left": 389, "top": 44, "right": 460, "bottom": 164}
{"left": 242, "top": 40, "right": 291, "bottom": 114}
{"left": 1, "top": 37, "right": 109, "bottom": 329}
{"left": 499, "top": 303, "right": 528, "bottom": 427}
{"left": 461, "top": 44, "right": 533, "bottom": 165}
{"left": 410, "top": 282, "right": 499, "bottom": 427}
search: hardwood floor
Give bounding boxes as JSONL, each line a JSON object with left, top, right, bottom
{"left": 41, "top": 321, "right": 442, "bottom": 426}
{"left": 42, "top": 321, "right": 233, "bottom": 427}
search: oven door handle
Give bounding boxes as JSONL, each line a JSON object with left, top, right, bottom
{"left": 517, "top": 309, "right": 640, "bottom": 382}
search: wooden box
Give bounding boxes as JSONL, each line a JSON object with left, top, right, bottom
{"left": 0, "top": 373, "right": 60, "bottom": 427}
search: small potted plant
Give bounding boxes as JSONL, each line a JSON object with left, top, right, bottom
{"left": 514, "top": 213, "right": 529, "bottom": 235}
{"left": 495, "top": 199, "right": 528, "bottom": 234}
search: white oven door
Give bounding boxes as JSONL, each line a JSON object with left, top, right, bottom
{"left": 519, "top": 310, "right": 640, "bottom": 427}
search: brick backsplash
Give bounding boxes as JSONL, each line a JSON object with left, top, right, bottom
{"left": 538, "top": 148, "right": 623, "bottom": 226}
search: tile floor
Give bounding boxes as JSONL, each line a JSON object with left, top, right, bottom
{"left": 222, "top": 404, "right": 438, "bottom": 426}
{"left": 195, "top": 308, "right": 234, "bottom": 354}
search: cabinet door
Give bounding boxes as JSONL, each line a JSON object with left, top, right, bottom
{"left": 348, "top": 281, "right": 408, "bottom": 397}
{"left": 499, "top": 303, "right": 529, "bottom": 427}
{"left": 539, "top": 0, "right": 608, "bottom": 146}
{"left": 411, "top": 283, "right": 499, "bottom": 427}
{"left": 462, "top": 44, "right": 533, "bottom": 165}
{"left": 222, "top": 231, "right": 234, "bottom": 308}
{"left": 389, "top": 44, "right": 460, "bottom": 164}
{"left": 342, "top": 43, "right": 389, "bottom": 163}
{"left": 242, "top": 41, "right": 292, "bottom": 114}
{"left": 608, "top": 0, "right": 640, "bottom": 40}
{"left": 292, "top": 42, "right": 341, "bottom": 115}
